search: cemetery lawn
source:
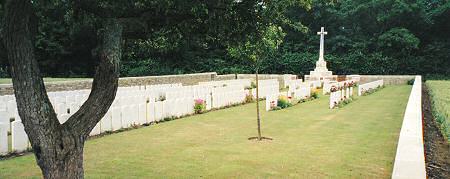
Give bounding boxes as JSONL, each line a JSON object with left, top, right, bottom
{"left": 0, "top": 85, "right": 411, "bottom": 178}
{"left": 0, "top": 78, "right": 89, "bottom": 84}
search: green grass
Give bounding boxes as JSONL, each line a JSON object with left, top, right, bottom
{"left": 426, "top": 80, "right": 450, "bottom": 142}
{"left": 0, "top": 78, "right": 89, "bottom": 84}
{"left": 0, "top": 85, "right": 411, "bottom": 178}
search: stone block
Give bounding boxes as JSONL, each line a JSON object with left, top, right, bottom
{"left": 101, "top": 111, "right": 112, "bottom": 132}
{"left": 0, "top": 122, "right": 8, "bottom": 155}
{"left": 11, "top": 121, "right": 28, "bottom": 152}
{"left": 138, "top": 104, "right": 147, "bottom": 124}
{"left": 111, "top": 107, "right": 122, "bottom": 131}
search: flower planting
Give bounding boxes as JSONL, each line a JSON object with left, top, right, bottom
{"left": 194, "top": 99, "right": 206, "bottom": 114}
{"left": 277, "top": 95, "right": 292, "bottom": 109}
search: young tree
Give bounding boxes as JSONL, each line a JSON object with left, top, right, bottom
{"left": 228, "top": 0, "right": 310, "bottom": 140}
{"left": 229, "top": 26, "right": 286, "bottom": 140}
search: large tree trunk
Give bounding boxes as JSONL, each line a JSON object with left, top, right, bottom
{"left": 2, "top": 0, "right": 122, "bottom": 178}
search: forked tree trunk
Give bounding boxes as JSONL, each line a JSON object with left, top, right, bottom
{"left": 2, "top": 0, "right": 122, "bottom": 178}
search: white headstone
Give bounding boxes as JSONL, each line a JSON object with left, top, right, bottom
{"left": 138, "top": 104, "right": 147, "bottom": 124}
{"left": 129, "top": 104, "right": 139, "bottom": 126}
{"left": 111, "top": 107, "right": 122, "bottom": 131}
{"left": 0, "top": 122, "right": 8, "bottom": 155}
{"left": 154, "top": 101, "right": 163, "bottom": 121}
{"left": 121, "top": 106, "right": 131, "bottom": 128}
{"left": 0, "top": 111, "right": 10, "bottom": 132}
{"left": 89, "top": 122, "right": 101, "bottom": 136}
{"left": 12, "top": 121, "right": 28, "bottom": 152}
{"left": 147, "top": 102, "right": 155, "bottom": 123}
{"left": 100, "top": 111, "right": 112, "bottom": 132}
{"left": 58, "top": 114, "right": 70, "bottom": 124}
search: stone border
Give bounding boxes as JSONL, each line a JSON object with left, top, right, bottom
{"left": 392, "top": 76, "right": 426, "bottom": 179}
{"left": 0, "top": 72, "right": 217, "bottom": 96}
{"left": 359, "top": 75, "right": 415, "bottom": 85}
{"left": 1, "top": 73, "right": 295, "bottom": 95}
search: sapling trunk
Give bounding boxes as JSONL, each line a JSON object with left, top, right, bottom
{"left": 256, "top": 69, "right": 262, "bottom": 140}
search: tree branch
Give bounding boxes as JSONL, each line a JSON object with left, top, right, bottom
{"left": 63, "top": 18, "right": 122, "bottom": 137}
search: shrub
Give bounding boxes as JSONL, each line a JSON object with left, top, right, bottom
{"left": 407, "top": 79, "right": 415, "bottom": 85}
{"left": 244, "top": 94, "right": 254, "bottom": 103}
{"left": 277, "top": 95, "right": 292, "bottom": 109}
{"left": 194, "top": 99, "right": 206, "bottom": 114}
{"left": 311, "top": 91, "right": 319, "bottom": 99}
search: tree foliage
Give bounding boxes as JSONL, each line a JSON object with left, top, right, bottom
{"left": 1, "top": 0, "right": 449, "bottom": 78}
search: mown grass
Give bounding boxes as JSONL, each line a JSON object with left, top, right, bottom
{"left": 426, "top": 80, "right": 450, "bottom": 142}
{"left": 0, "top": 85, "right": 411, "bottom": 178}
{"left": 0, "top": 78, "right": 89, "bottom": 84}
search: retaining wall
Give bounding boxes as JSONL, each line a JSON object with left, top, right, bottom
{"left": 0, "top": 72, "right": 217, "bottom": 96}
{"left": 391, "top": 76, "right": 426, "bottom": 179}
{"left": 0, "top": 73, "right": 295, "bottom": 95}
{"left": 359, "top": 75, "right": 415, "bottom": 85}
{"left": 237, "top": 74, "right": 289, "bottom": 88}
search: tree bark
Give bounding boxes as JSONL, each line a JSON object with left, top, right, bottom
{"left": 2, "top": 0, "right": 122, "bottom": 178}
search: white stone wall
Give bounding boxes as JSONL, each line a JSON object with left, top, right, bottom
{"left": 391, "top": 76, "right": 426, "bottom": 179}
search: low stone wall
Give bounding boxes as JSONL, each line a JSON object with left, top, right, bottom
{"left": 0, "top": 72, "right": 217, "bottom": 96}
{"left": 392, "top": 76, "right": 426, "bottom": 179}
{"left": 215, "top": 74, "right": 236, "bottom": 81}
{"left": 0, "top": 80, "right": 93, "bottom": 96}
{"left": 118, "top": 72, "right": 216, "bottom": 87}
{"left": 237, "top": 74, "right": 291, "bottom": 88}
{"left": 359, "top": 75, "right": 416, "bottom": 85}
{"left": 5, "top": 73, "right": 406, "bottom": 95}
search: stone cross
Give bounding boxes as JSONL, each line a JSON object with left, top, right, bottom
{"left": 317, "top": 27, "right": 327, "bottom": 62}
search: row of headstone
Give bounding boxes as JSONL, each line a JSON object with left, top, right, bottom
{"left": 329, "top": 87, "right": 354, "bottom": 109}
{"left": 165, "top": 87, "right": 212, "bottom": 100}
{"left": 199, "top": 79, "right": 252, "bottom": 89}
{"left": 283, "top": 74, "right": 297, "bottom": 88}
{"left": 89, "top": 97, "right": 199, "bottom": 136}
{"left": 358, "top": 80, "right": 384, "bottom": 96}
{"left": 0, "top": 120, "right": 30, "bottom": 155}
{"left": 291, "top": 85, "right": 312, "bottom": 100}
{"left": 0, "top": 80, "right": 252, "bottom": 155}
{"left": 323, "top": 80, "right": 355, "bottom": 95}
{"left": 286, "top": 79, "right": 304, "bottom": 90}
{"left": 306, "top": 80, "right": 322, "bottom": 89}
{"left": 252, "top": 79, "right": 279, "bottom": 99}
{"left": 212, "top": 89, "right": 246, "bottom": 109}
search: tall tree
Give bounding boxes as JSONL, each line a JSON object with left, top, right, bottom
{"left": 1, "top": 0, "right": 274, "bottom": 177}
{"left": 2, "top": 0, "right": 121, "bottom": 177}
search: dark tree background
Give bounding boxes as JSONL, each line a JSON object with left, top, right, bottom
{"left": 0, "top": 0, "right": 449, "bottom": 78}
